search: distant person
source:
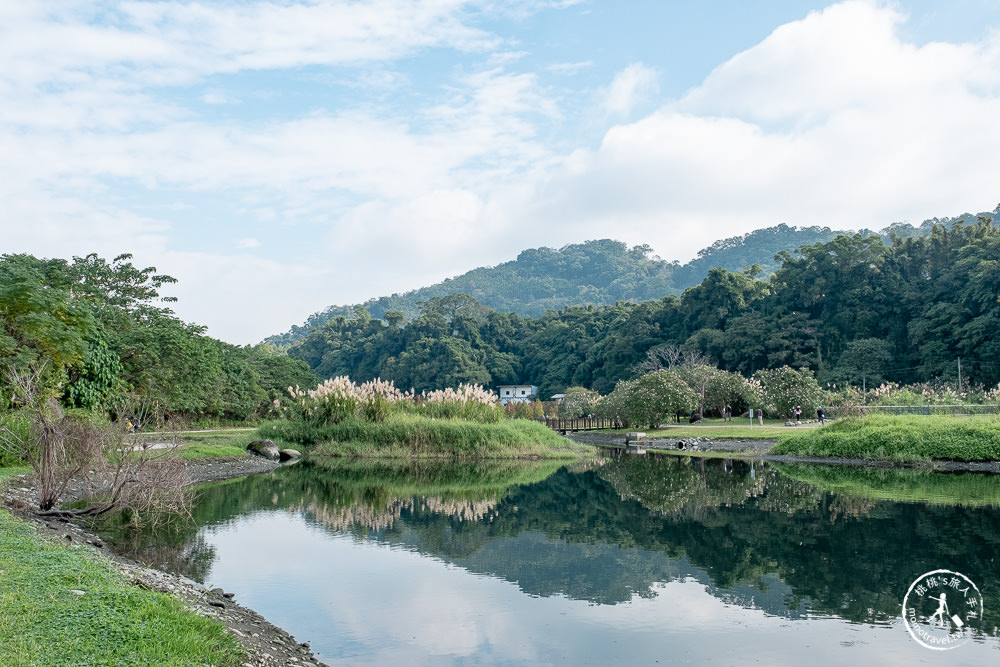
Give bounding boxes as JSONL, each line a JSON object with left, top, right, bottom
{"left": 723, "top": 405, "right": 731, "bottom": 422}
{"left": 794, "top": 406, "right": 802, "bottom": 421}
{"left": 816, "top": 407, "right": 826, "bottom": 424}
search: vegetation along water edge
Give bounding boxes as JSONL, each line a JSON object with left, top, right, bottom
{"left": 772, "top": 414, "right": 1000, "bottom": 462}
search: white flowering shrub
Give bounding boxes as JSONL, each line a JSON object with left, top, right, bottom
{"left": 624, "top": 370, "right": 699, "bottom": 429}
{"left": 752, "top": 366, "right": 822, "bottom": 419}
{"left": 559, "top": 387, "right": 600, "bottom": 418}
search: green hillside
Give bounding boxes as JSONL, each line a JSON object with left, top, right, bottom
{"left": 267, "top": 225, "right": 841, "bottom": 346}
{"left": 267, "top": 210, "right": 995, "bottom": 348}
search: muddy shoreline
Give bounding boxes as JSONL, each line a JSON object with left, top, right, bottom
{"left": 3, "top": 455, "right": 327, "bottom": 667}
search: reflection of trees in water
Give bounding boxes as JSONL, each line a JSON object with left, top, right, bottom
{"left": 88, "top": 456, "right": 1000, "bottom": 635}
{"left": 93, "top": 517, "right": 217, "bottom": 583}
{"left": 597, "top": 456, "right": 769, "bottom": 516}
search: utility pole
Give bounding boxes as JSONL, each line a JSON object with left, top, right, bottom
{"left": 958, "top": 358, "right": 963, "bottom": 394}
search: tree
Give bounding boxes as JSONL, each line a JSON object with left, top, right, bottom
{"left": 0, "top": 367, "right": 188, "bottom": 518}
{"left": 623, "top": 370, "right": 699, "bottom": 429}
{"left": 834, "top": 338, "right": 892, "bottom": 391}
{"left": 753, "top": 366, "right": 822, "bottom": 419}
{"left": 704, "top": 370, "right": 756, "bottom": 418}
{"left": 559, "top": 386, "right": 600, "bottom": 418}
{"left": 0, "top": 254, "right": 94, "bottom": 398}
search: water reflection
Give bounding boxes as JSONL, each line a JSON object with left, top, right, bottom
{"left": 91, "top": 456, "right": 1000, "bottom": 664}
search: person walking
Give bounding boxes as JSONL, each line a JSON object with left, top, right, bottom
{"left": 816, "top": 406, "right": 825, "bottom": 424}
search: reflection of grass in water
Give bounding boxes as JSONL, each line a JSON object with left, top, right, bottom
{"left": 775, "top": 463, "right": 1000, "bottom": 507}
{"left": 304, "top": 457, "right": 564, "bottom": 502}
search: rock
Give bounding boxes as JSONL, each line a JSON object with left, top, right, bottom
{"left": 279, "top": 448, "right": 302, "bottom": 462}
{"left": 247, "top": 440, "right": 281, "bottom": 460}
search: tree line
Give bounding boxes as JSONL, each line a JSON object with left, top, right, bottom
{"left": 0, "top": 252, "right": 315, "bottom": 422}
{"left": 286, "top": 218, "right": 1000, "bottom": 402}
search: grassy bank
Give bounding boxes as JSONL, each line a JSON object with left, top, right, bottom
{"left": 0, "top": 510, "right": 243, "bottom": 666}
{"left": 264, "top": 415, "right": 586, "bottom": 459}
{"left": 174, "top": 428, "right": 260, "bottom": 459}
{"left": 772, "top": 414, "right": 1000, "bottom": 462}
{"left": 775, "top": 463, "right": 1000, "bottom": 507}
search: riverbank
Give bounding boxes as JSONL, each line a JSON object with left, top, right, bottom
{"left": 565, "top": 429, "right": 1000, "bottom": 473}
{"left": 564, "top": 431, "right": 777, "bottom": 453}
{"left": 1, "top": 455, "right": 326, "bottom": 667}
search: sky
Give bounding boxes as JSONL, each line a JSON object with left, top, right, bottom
{"left": 3, "top": 0, "right": 1000, "bottom": 345}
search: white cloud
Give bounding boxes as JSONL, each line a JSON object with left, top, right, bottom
{"left": 5, "top": 0, "right": 1000, "bottom": 346}
{"left": 602, "top": 62, "right": 659, "bottom": 115}
{"left": 508, "top": 0, "right": 1000, "bottom": 263}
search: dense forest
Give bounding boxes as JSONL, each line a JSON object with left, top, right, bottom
{"left": 285, "top": 215, "right": 1000, "bottom": 399}
{"left": 269, "top": 211, "right": 994, "bottom": 347}
{"left": 0, "top": 253, "right": 315, "bottom": 422}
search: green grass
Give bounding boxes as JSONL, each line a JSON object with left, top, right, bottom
{"left": 0, "top": 466, "right": 31, "bottom": 485}
{"left": 775, "top": 463, "right": 1000, "bottom": 507}
{"left": 267, "top": 415, "right": 587, "bottom": 459}
{"left": 172, "top": 429, "right": 259, "bottom": 459}
{"left": 772, "top": 414, "right": 1000, "bottom": 462}
{"left": 642, "top": 418, "right": 800, "bottom": 439}
{"left": 0, "top": 510, "right": 244, "bottom": 666}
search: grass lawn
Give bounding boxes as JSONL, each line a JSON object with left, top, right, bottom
{"left": 634, "top": 418, "right": 804, "bottom": 439}
{"left": 0, "top": 510, "right": 244, "bottom": 666}
{"left": 137, "top": 428, "right": 259, "bottom": 459}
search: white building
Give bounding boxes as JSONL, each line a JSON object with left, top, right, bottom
{"left": 497, "top": 384, "right": 538, "bottom": 405}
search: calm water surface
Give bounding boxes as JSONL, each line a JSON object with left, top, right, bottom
{"left": 96, "top": 457, "right": 1000, "bottom": 665}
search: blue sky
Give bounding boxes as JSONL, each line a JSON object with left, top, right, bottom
{"left": 3, "top": 1, "right": 1000, "bottom": 344}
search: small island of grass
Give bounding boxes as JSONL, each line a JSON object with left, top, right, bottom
{"left": 262, "top": 378, "right": 586, "bottom": 460}
{"left": 267, "top": 413, "right": 585, "bottom": 459}
{"left": 772, "top": 414, "right": 1000, "bottom": 462}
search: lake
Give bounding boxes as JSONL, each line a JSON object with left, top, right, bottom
{"left": 94, "top": 456, "right": 1000, "bottom": 665}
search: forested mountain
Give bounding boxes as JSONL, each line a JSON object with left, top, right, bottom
{"left": 284, "top": 213, "right": 1000, "bottom": 399}
{"left": 269, "top": 211, "right": 995, "bottom": 347}
{"left": 268, "top": 226, "right": 844, "bottom": 346}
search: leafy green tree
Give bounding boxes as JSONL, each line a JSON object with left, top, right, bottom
{"left": 0, "top": 254, "right": 94, "bottom": 398}
{"left": 834, "top": 338, "right": 892, "bottom": 391}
